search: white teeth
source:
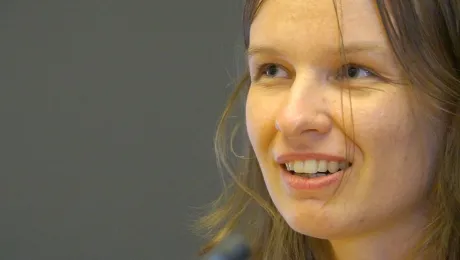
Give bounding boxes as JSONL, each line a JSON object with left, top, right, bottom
{"left": 317, "top": 160, "right": 328, "bottom": 172}
{"left": 288, "top": 162, "right": 295, "bottom": 171}
{"left": 339, "top": 161, "right": 348, "bottom": 170}
{"left": 285, "top": 159, "right": 350, "bottom": 175}
{"left": 327, "top": 161, "right": 339, "bottom": 173}
{"left": 303, "top": 160, "right": 317, "bottom": 174}
{"left": 293, "top": 161, "right": 304, "bottom": 172}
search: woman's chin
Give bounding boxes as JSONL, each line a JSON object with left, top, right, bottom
{"left": 285, "top": 219, "right": 340, "bottom": 240}
{"left": 279, "top": 205, "right": 352, "bottom": 240}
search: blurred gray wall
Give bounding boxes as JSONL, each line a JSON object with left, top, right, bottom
{"left": 0, "top": 1, "right": 244, "bottom": 259}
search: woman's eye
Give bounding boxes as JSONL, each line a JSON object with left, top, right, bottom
{"left": 338, "top": 64, "right": 375, "bottom": 79}
{"left": 253, "top": 63, "right": 377, "bottom": 82}
{"left": 260, "top": 64, "right": 289, "bottom": 78}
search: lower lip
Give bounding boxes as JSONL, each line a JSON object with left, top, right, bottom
{"left": 281, "top": 167, "right": 343, "bottom": 190}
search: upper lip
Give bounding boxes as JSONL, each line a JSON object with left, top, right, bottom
{"left": 275, "top": 152, "right": 348, "bottom": 164}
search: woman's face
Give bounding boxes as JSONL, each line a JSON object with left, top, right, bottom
{"left": 246, "top": 0, "right": 441, "bottom": 240}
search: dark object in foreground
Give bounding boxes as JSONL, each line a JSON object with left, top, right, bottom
{"left": 203, "top": 234, "right": 251, "bottom": 260}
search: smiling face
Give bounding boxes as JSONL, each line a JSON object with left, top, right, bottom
{"left": 245, "top": 0, "right": 442, "bottom": 240}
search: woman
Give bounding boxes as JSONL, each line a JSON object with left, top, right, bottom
{"left": 196, "top": 0, "right": 460, "bottom": 259}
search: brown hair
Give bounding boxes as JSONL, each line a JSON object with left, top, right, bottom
{"left": 195, "top": 1, "right": 460, "bottom": 259}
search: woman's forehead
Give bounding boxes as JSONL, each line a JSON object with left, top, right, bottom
{"left": 249, "top": 0, "right": 388, "bottom": 50}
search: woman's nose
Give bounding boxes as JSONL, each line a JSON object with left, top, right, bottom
{"left": 275, "top": 78, "right": 332, "bottom": 140}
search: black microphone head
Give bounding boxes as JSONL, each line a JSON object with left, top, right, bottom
{"left": 204, "top": 234, "right": 251, "bottom": 260}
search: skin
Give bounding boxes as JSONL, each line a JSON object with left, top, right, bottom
{"left": 245, "top": 0, "right": 441, "bottom": 259}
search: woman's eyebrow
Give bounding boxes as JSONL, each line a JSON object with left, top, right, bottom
{"left": 340, "top": 42, "right": 388, "bottom": 55}
{"left": 246, "top": 41, "right": 388, "bottom": 58}
{"left": 246, "top": 45, "right": 283, "bottom": 58}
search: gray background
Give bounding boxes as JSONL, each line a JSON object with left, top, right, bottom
{"left": 1, "top": 1, "right": 245, "bottom": 259}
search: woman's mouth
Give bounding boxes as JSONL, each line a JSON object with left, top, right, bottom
{"left": 282, "top": 159, "right": 352, "bottom": 178}
{"left": 275, "top": 154, "right": 353, "bottom": 190}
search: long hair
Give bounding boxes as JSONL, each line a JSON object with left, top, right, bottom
{"left": 195, "top": 1, "right": 460, "bottom": 259}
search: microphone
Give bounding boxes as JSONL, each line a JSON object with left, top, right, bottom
{"left": 203, "top": 234, "right": 251, "bottom": 260}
